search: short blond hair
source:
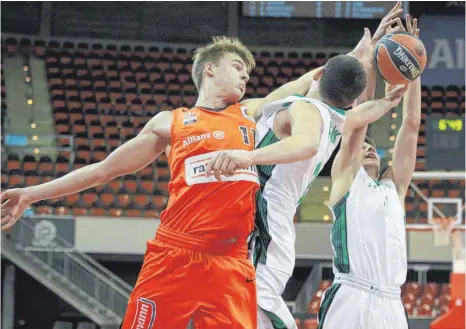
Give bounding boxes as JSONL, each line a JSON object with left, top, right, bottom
{"left": 192, "top": 36, "right": 255, "bottom": 89}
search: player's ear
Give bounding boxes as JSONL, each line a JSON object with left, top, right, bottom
{"left": 204, "top": 62, "right": 215, "bottom": 78}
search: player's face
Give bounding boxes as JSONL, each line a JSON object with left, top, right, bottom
{"left": 212, "top": 53, "right": 249, "bottom": 103}
{"left": 361, "top": 142, "right": 380, "bottom": 171}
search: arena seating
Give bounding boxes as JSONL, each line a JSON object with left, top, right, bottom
{"left": 304, "top": 280, "right": 452, "bottom": 321}
{"left": 1, "top": 37, "right": 465, "bottom": 221}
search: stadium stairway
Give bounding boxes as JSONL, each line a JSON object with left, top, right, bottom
{"left": 1, "top": 219, "right": 131, "bottom": 328}
{"left": 3, "top": 54, "right": 57, "bottom": 159}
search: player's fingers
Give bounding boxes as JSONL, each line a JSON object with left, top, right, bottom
{"left": 227, "top": 160, "right": 238, "bottom": 175}
{"left": 388, "top": 1, "right": 402, "bottom": 15}
{"left": 0, "top": 190, "right": 10, "bottom": 204}
{"left": 416, "top": 28, "right": 420, "bottom": 37}
{"left": 212, "top": 153, "right": 226, "bottom": 171}
{"left": 2, "top": 217, "right": 14, "bottom": 231}
{"left": 393, "top": 17, "right": 405, "bottom": 31}
{"left": 1, "top": 214, "right": 12, "bottom": 224}
{"left": 220, "top": 156, "right": 232, "bottom": 176}
{"left": 206, "top": 153, "right": 221, "bottom": 177}
{"left": 413, "top": 18, "right": 418, "bottom": 35}
{"left": 214, "top": 168, "right": 222, "bottom": 182}
{"left": 385, "top": 8, "right": 403, "bottom": 24}
{"left": 405, "top": 14, "right": 412, "bottom": 33}
{"left": 1, "top": 199, "right": 10, "bottom": 209}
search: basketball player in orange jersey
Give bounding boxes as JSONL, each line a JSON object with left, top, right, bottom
{"left": 1, "top": 34, "right": 375, "bottom": 328}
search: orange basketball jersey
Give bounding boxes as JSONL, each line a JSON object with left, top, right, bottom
{"left": 159, "top": 104, "right": 259, "bottom": 243}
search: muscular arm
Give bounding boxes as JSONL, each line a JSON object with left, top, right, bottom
{"left": 23, "top": 111, "right": 172, "bottom": 204}
{"left": 248, "top": 101, "right": 322, "bottom": 165}
{"left": 381, "top": 78, "right": 421, "bottom": 198}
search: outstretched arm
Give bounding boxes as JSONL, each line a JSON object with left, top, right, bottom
{"left": 382, "top": 76, "right": 421, "bottom": 197}
{"left": 1, "top": 111, "right": 172, "bottom": 229}
{"left": 332, "top": 79, "right": 409, "bottom": 176}
{"left": 381, "top": 15, "right": 421, "bottom": 198}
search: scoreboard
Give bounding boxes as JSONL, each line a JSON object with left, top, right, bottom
{"left": 426, "top": 117, "right": 465, "bottom": 170}
{"left": 242, "top": 1, "right": 409, "bottom": 19}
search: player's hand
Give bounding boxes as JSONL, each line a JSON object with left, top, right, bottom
{"left": 372, "top": 1, "right": 404, "bottom": 45}
{"left": 404, "top": 14, "right": 419, "bottom": 37}
{"left": 350, "top": 28, "right": 374, "bottom": 70}
{"left": 206, "top": 150, "right": 253, "bottom": 181}
{"left": 384, "top": 84, "right": 409, "bottom": 107}
{"left": 1, "top": 188, "right": 32, "bottom": 230}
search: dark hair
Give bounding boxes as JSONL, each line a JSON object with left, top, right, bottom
{"left": 364, "top": 135, "right": 376, "bottom": 148}
{"left": 319, "top": 55, "right": 367, "bottom": 109}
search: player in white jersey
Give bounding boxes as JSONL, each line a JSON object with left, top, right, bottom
{"left": 318, "top": 15, "right": 421, "bottom": 329}
{"left": 205, "top": 4, "right": 406, "bottom": 328}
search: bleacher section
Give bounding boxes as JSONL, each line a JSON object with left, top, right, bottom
{"left": 1, "top": 37, "right": 465, "bottom": 222}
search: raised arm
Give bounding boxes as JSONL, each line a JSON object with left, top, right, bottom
{"left": 381, "top": 15, "right": 421, "bottom": 198}
{"left": 332, "top": 85, "right": 409, "bottom": 177}
{"left": 1, "top": 111, "right": 172, "bottom": 230}
{"left": 242, "top": 2, "right": 403, "bottom": 121}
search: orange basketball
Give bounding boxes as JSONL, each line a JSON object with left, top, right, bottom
{"left": 374, "top": 31, "right": 427, "bottom": 85}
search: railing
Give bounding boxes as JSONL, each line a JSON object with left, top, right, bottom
{"left": 5, "top": 216, "right": 132, "bottom": 319}
{"left": 4, "top": 133, "right": 75, "bottom": 168}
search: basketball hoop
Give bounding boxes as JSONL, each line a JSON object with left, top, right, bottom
{"left": 432, "top": 217, "right": 455, "bottom": 247}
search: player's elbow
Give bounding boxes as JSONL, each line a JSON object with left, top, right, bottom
{"left": 402, "top": 115, "right": 421, "bottom": 131}
{"left": 94, "top": 161, "right": 116, "bottom": 185}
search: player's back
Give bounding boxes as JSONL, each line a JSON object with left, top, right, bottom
{"left": 254, "top": 95, "right": 346, "bottom": 274}
{"left": 330, "top": 167, "right": 407, "bottom": 288}
{"left": 160, "top": 104, "right": 259, "bottom": 243}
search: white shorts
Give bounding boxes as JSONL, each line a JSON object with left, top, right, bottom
{"left": 318, "top": 275, "right": 408, "bottom": 329}
{"left": 256, "top": 263, "right": 298, "bottom": 329}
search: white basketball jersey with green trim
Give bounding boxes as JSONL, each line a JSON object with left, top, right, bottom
{"left": 254, "top": 95, "right": 346, "bottom": 275}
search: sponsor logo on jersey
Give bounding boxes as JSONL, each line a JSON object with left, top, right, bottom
{"left": 182, "top": 131, "right": 224, "bottom": 147}
{"left": 241, "top": 106, "right": 255, "bottom": 122}
{"left": 131, "top": 298, "right": 156, "bottom": 329}
{"left": 183, "top": 112, "right": 197, "bottom": 125}
{"left": 213, "top": 131, "right": 225, "bottom": 139}
{"left": 185, "top": 151, "right": 259, "bottom": 186}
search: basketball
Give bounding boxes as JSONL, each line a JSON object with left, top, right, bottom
{"left": 374, "top": 31, "right": 427, "bottom": 85}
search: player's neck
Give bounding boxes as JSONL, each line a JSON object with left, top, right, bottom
{"left": 364, "top": 166, "right": 379, "bottom": 180}
{"left": 195, "top": 87, "right": 231, "bottom": 109}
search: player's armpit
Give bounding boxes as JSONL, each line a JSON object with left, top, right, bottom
{"left": 248, "top": 100, "right": 322, "bottom": 166}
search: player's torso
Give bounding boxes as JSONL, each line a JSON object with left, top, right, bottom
{"left": 330, "top": 168, "right": 407, "bottom": 288}
{"left": 254, "top": 96, "right": 345, "bottom": 272}
{"left": 161, "top": 104, "right": 259, "bottom": 241}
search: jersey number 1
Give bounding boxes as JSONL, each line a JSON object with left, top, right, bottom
{"left": 239, "top": 126, "right": 256, "bottom": 145}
